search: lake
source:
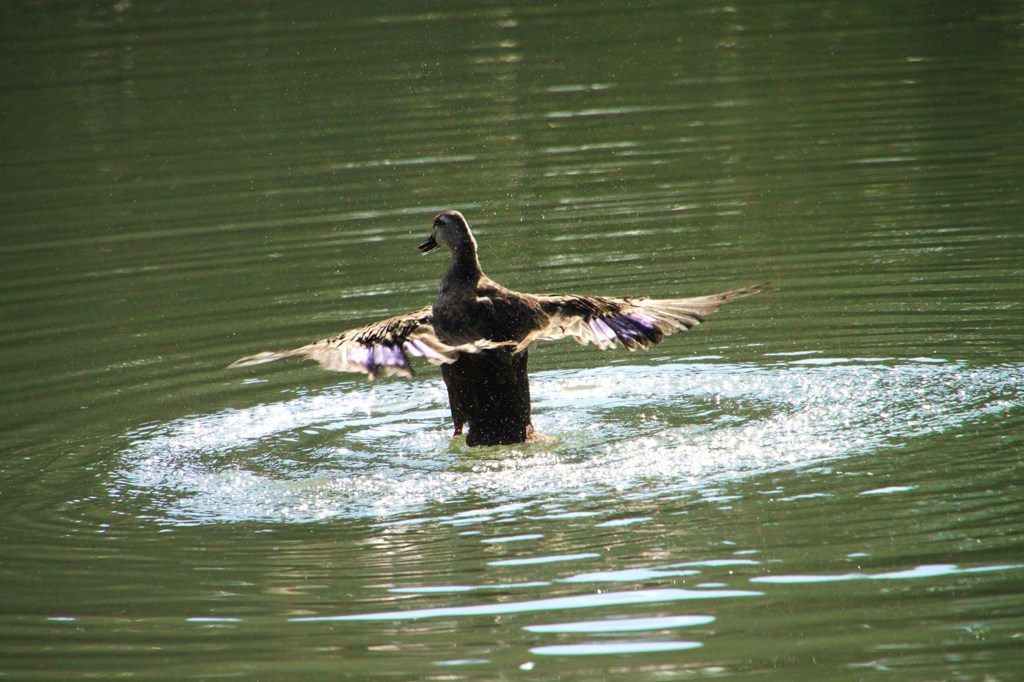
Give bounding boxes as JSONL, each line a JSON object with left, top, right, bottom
{"left": 2, "top": 1, "right": 1023, "bottom": 679}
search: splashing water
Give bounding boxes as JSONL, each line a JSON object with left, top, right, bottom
{"left": 109, "top": 359, "right": 1023, "bottom": 524}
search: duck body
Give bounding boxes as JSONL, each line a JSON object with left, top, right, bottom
{"left": 231, "top": 210, "right": 770, "bottom": 446}
{"left": 423, "top": 215, "right": 541, "bottom": 444}
{"left": 442, "top": 348, "right": 535, "bottom": 446}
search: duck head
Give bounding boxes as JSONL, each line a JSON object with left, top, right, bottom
{"left": 418, "top": 210, "right": 475, "bottom": 255}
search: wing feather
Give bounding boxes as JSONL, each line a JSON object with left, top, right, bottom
{"left": 229, "top": 306, "right": 504, "bottom": 380}
{"left": 517, "top": 283, "right": 771, "bottom": 352}
{"left": 230, "top": 283, "right": 770, "bottom": 376}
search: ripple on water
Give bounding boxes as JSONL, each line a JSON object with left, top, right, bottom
{"left": 530, "top": 641, "right": 704, "bottom": 656}
{"left": 288, "top": 588, "right": 759, "bottom": 622}
{"left": 523, "top": 615, "right": 716, "bottom": 633}
{"left": 108, "top": 359, "right": 1024, "bottom": 524}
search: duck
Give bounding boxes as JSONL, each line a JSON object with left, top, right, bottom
{"left": 230, "top": 210, "right": 770, "bottom": 446}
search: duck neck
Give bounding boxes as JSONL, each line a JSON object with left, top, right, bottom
{"left": 441, "top": 240, "right": 483, "bottom": 292}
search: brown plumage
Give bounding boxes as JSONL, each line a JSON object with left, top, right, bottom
{"left": 230, "top": 210, "right": 771, "bottom": 446}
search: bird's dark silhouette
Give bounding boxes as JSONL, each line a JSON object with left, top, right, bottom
{"left": 231, "top": 211, "right": 770, "bottom": 445}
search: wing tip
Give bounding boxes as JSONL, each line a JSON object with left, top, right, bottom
{"left": 721, "top": 281, "right": 777, "bottom": 300}
{"left": 227, "top": 351, "right": 294, "bottom": 369}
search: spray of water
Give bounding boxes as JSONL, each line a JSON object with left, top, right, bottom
{"left": 109, "top": 359, "right": 1023, "bottom": 524}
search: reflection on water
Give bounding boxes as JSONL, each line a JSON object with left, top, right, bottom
{"left": 111, "top": 358, "right": 1023, "bottom": 524}
{"left": 524, "top": 615, "right": 716, "bottom": 633}
{"left": 290, "top": 587, "right": 759, "bottom": 622}
{"left": 530, "top": 641, "right": 703, "bottom": 656}
{"left": 753, "top": 563, "right": 1024, "bottom": 584}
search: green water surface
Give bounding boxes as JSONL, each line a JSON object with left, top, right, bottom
{"left": 2, "top": 2, "right": 1023, "bottom": 679}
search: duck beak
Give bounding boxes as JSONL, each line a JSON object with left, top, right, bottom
{"left": 418, "top": 234, "right": 439, "bottom": 255}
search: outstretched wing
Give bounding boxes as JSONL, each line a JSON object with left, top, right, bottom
{"left": 516, "top": 283, "right": 771, "bottom": 352}
{"left": 228, "top": 306, "right": 503, "bottom": 380}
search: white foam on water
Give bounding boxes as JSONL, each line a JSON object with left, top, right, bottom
{"left": 109, "top": 359, "right": 1023, "bottom": 524}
